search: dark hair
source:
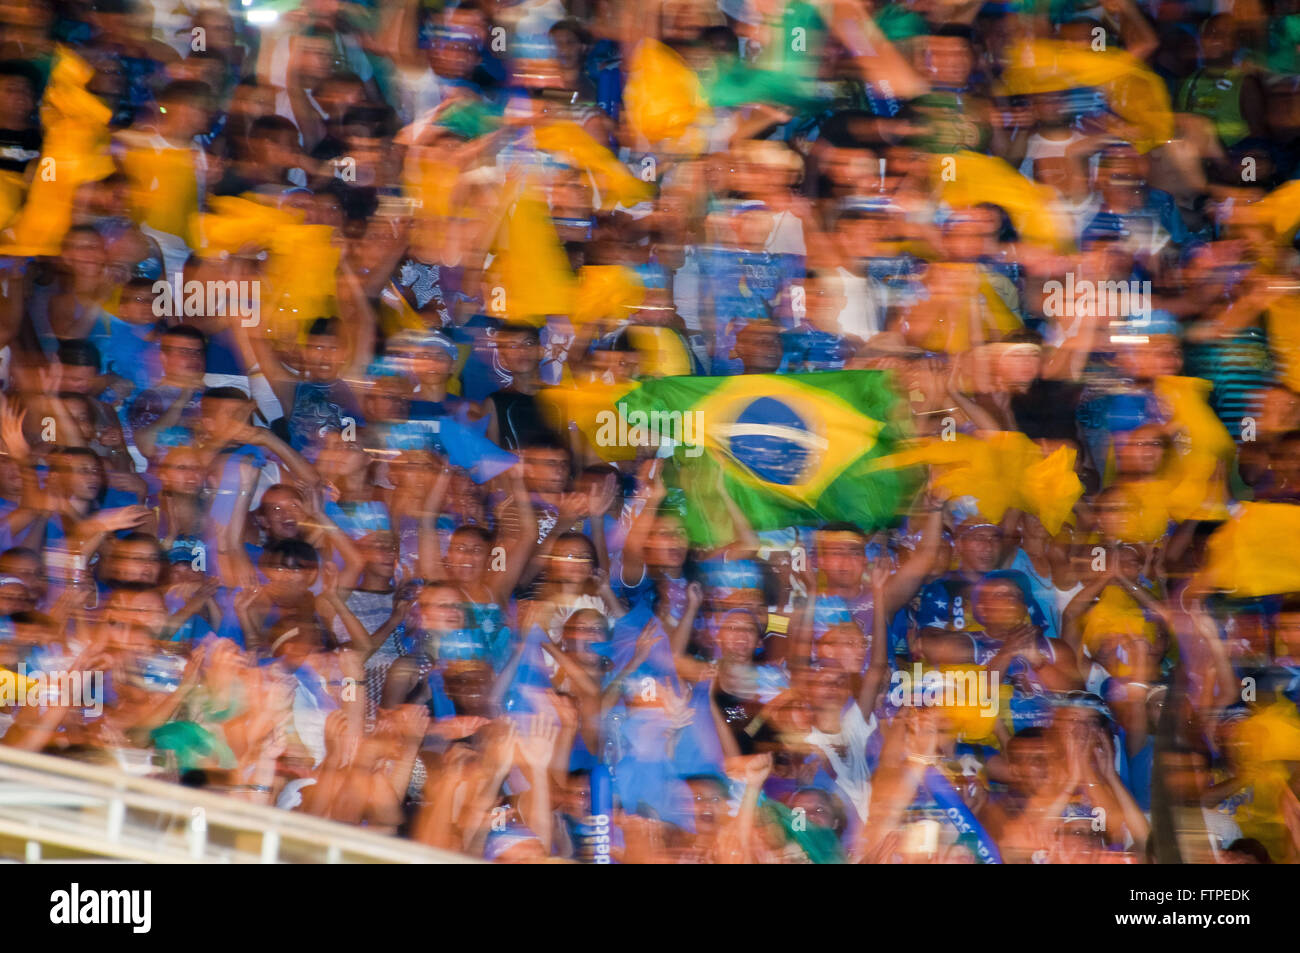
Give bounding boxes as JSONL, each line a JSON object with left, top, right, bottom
{"left": 159, "top": 79, "right": 212, "bottom": 107}
{"left": 451, "top": 524, "right": 493, "bottom": 547}
{"left": 249, "top": 114, "right": 300, "bottom": 143}
{"left": 308, "top": 316, "right": 343, "bottom": 338}
{"left": 496, "top": 322, "right": 541, "bottom": 344}
{"left": 0, "top": 59, "right": 42, "bottom": 99}
{"left": 203, "top": 386, "right": 250, "bottom": 402}
{"left": 260, "top": 537, "right": 320, "bottom": 570}
{"left": 57, "top": 339, "right": 101, "bottom": 369}
{"left": 818, "top": 521, "right": 867, "bottom": 539}
{"left": 553, "top": 531, "right": 597, "bottom": 565}
{"left": 164, "top": 323, "right": 207, "bottom": 348}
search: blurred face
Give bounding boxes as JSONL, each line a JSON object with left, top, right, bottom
{"left": 561, "top": 609, "right": 607, "bottom": 673}
{"left": 973, "top": 580, "right": 1027, "bottom": 632}
{"left": 789, "top": 790, "right": 839, "bottom": 832}
{"left": 956, "top": 526, "right": 1001, "bottom": 572}
{"left": 429, "top": 12, "right": 485, "bottom": 79}
{"left": 292, "top": 35, "right": 335, "bottom": 86}
{"left": 545, "top": 537, "right": 594, "bottom": 585}
{"left": 817, "top": 532, "right": 866, "bottom": 588}
{"left": 1006, "top": 735, "right": 1052, "bottom": 795}
{"left": 446, "top": 530, "right": 489, "bottom": 583}
{"left": 1114, "top": 426, "right": 1166, "bottom": 477}
{"left": 102, "top": 589, "right": 167, "bottom": 644}
{"left": 160, "top": 448, "right": 205, "bottom": 495}
{"left": 496, "top": 331, "right": 541, "bottom": 376}
{"left": 62, "top": 230, "right": 105, "bottom": 276}
{"left": 259, "top": 489, "right": 305, "bottom": 540}
{"left": 685, "top": 778, "right": 727, "bottom": 841}
{"left": 160, "top": 334, "right": 205, "bottom": 382}
{"left": 57, "top": 453, "right": 103, "bottom": 502}
{"left": 523, "top": 448, "right": 569, "bottom": 496}
{"left": 105, "top": 539, "right": 161, "bottom": 586}
{"left": 414, "top": 584, "right": 464, "bottom": 633}
{"left": 716, "top": 611, "right": 760, "bottom": 663}
{"left": 199, "top": 395, "right": 250, "bottom": 442}
{"left": 919, "top": 36, "right": 973, "bottom": 86}
{"left": 817, "top": 621, "right": 867, "bottom": 674}
{"left": 0, "top": 75, "right": 33, "bottom": 127}
{"left": 301, "top": 333, "right": 345, "bottom": 381}
{"left": 359, "top": 532, "right": 398, "bottom": 580}
{"left": 734, "top": 322, "right": 783, "bottom": 373}
{"left": 645, "top": 516, "right": 688, "bottom": 570}
{"left": 0, "top": 552, "right": 42, "bottom": 604}
{"left": 261, "top": 555, "right": 318, "bottom": 602}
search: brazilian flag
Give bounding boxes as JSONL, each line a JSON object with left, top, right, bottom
{"left": 620, "top": 371, "right": 914, "bottom": 546}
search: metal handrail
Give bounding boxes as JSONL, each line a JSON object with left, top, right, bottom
{"left": 0, "top": 745, "right": 478, "bottom": 863}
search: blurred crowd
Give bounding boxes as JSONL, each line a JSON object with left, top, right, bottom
{"left": 0, "top": 0, "right": 1299, "bottom": 864}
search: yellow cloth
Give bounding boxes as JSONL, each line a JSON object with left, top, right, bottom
{"left": 1153, "top": 375, "right": 1234, "bottom": 522}
{"left": 486, "top": 189, "right": 576, "bottom": 326}
{"left": 573, "top": 264, "right": 645, "bottom": 327}
{"left": 189, "top": 194, "right": 302, "bottom": 257}
{"left": 626, "top": 325, "right": 694, "bottom": 377}
{"left": 534, "top": 122, "right": 654, "bottom": 211}
{"left": 868, "top": 429, "right": 1082, "bottom": 528}
{"left": 1242, "top": 178, "right": 1300, "bottom": 244}
{"left": 537, "top": 379, "right": 641, "bottom": 462}
{"left": 1201, "top": 502, "right": 1300, "bottom": 596}
{"left": 1000, "top": 40, "right": 1175, "bottom": 154}
{"left": 264, "top": 224, "right": 340, "bottom": 338}
{"left": 1266, "top": 294, "right": 1300, "bottom": 393}
{"left": 0, "top": 47, "right": 113, "bottom": 256}
{"left": 917, "top": 261, "right": 1024, "bottom": 353}
{"left": 121, "top": 145, "right": 199, "bottom": 239}
{"left": 623, "top": 39, "right": 708, "bottom": 146}
{"left": 935, "top": 151, "right": 1073, "bottom": 251}
{"left": 1082, "top": 585, "right": 1157, "bottom": 658}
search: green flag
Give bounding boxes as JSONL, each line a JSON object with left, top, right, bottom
{"left": 619, "top": 370, "right": 915, "bottom": 546}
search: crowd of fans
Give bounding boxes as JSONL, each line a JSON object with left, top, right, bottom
{"left": 0, "top": 0, "right": 1298, "bottom": 864}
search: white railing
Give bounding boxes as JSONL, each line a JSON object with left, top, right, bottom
{"left": 0, "top": 746, "right": 477, "bottom": 864}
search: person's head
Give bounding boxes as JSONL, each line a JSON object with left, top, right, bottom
{"left": 428, "top": 3, "right": 488, "bottom": 80}
{"left": 916, "top": 26, "right": 974, "bottom": 87}
{"left": 521, "top": 440, "right": 570, "bottom": 496}
{"left": 60, "top": 224, "right": 106, "bottom": 277}
{"left": 816, "top": 522, "right": 868, "bottom": 589}
{"left": 733, "top": 319, "right": 784, "bottom": 374}
{"left": 715, "top": 608, "right": 762, "bottom": 664}
{"left": 412, "top": 581, "right": 465, "bottom": 635}
{"left": 1005, "top": 726, "right": 1053, "bottom": 796}
{"left": 198, "top": 386, "right": 254, "bottom": 442}
{"left": 543, "top": 532, "right": 597, "bottom": 587}
{"left": 50, "top": 446, "right": 104, "bottom": 503}
{"left": 494, "top": 323, "right": 542, "bottom": 377}
{"left": 789, "top": 786, "right": 847, "bottom": 836}
{"left": 257, "top": 484, "right": 307, "bottom": 541}
{"left": 388, "top": 329, "right": 457, "bottom": 387}
{"left": 445, "top": 525, "right": 492, "bottom": 585}
{"left": 0, "top": 548, "right": 44, "bottom": 606}
{"left": 1113, "top": 423, "right": 1168, "bottom": 477}
{"left": 442, "top": 658, "right": 494, "bottom": 715}
{"left": 102, "top": 532, "right": 164, "bottom": 588}
{"left": 301, "top": 317, "right": 347, "bottom": 382}
{"left": 683, "top": 774, "right": 729, "bottom": 841}
{"left": 290, "top": 26, "right": 337, "bottom": 88}
{"left": 645, "top": 508, "right": 689, "bottom": 571}
{"left": 560, "top": 608, "right": 609, "bottom": 676}
{"left": 247, "top": 114, "right": 300, "bottom": 169}
{"left": 159, "top": 324, "right": 207, "bottom": 384}
{"left": 56, "top": 339, "right": 102, "bottom": 396}
{"left": 954, "top": 522, "right": 1002, "bottom": 573}
{"left": 157, "top": 79, "right": 211, "bottom": 139}
{"left": 357, "top": 530, "right": 398, "bottom": 584}
{"left": 1198, "top": 13, "right": 1237, "bottom": 66}
{"left": 0, "top": 59, "right": 39, "bottom": 128}
{"left": 118, "top": 276, "right": 160, "bottom": 325}
{"left": 972, "top": 575, "right": 1030, "bottom": 634}
{"left": 258, "top": 538, "right": 320, "bottom": 603}
{"left": 816, "top": 620, "right": 868, "bottom": 675}
{"left": 100, "top": 586, "right": 167, "bottom": 646}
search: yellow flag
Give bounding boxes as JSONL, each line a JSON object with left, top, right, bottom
{"left": 0, "top": 47, "right": 113, "bottom": 256}
{"left": 1201, "top": 502, "right": 1300, "bottom": 597}
{"left": 189, "top": 194, "right": 302, "bottom": 257}
{"left": 1020, "top": 444, "right": 1084, "bottom": 535}
{"left": 936, "top": 151, "right": 1072, "bottom": 251}
{"left": 534, "top": 122, "right": 653, "bottom": 210}
{"left": 573, "top": 264, "right": 644, "bottom": 326}
{"left": 1154, "top": 375, "right": 1233, "bottom": 522}
{"left": 538, "top": 379, "right": 641, "bottom": 462}
{"left": 1001, "top": 40, "right": 1174, "bottom": 154}
{"left": 624, "top": 39, "right": 707, "bottom": 146}
{"left": 486, "top": 190, "right": 576, "bottom": 326}
{"left": 1082, "top": 585, "right": 1157, "bottom": 657}
{"left": 264, "top": 224, "right": 340, "bottom": 339}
